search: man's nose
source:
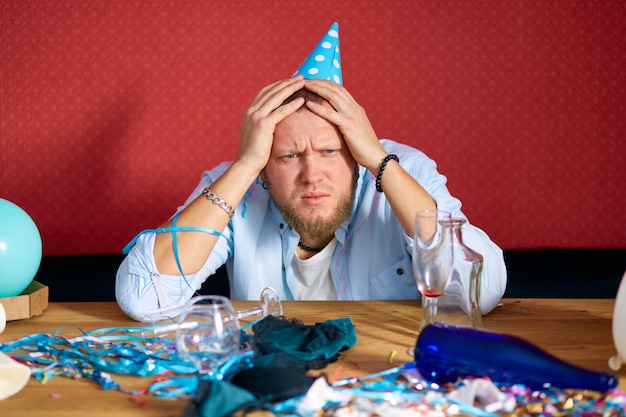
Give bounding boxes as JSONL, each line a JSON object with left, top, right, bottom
{"left": 300, "top": 156, "right": 321, "bottom": 182}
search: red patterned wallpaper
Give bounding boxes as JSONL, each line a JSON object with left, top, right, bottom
{"left": 1, "top": 0, "right": 625, "bottom": 255}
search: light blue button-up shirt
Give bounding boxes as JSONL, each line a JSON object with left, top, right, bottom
{"left": 116, "top": 140, "right": 507, "bottom": 320}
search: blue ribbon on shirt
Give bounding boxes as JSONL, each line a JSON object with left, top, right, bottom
{"left": 121, "top": 212, "right": 227, "bottom": 291}
{"left": 122, "top": 213, "right": 222, "bottom": 255}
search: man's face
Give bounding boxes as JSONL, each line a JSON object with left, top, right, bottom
{"left": 262, "top": 107, "right": 358, "bottom": 240}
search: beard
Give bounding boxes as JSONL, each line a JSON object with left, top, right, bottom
{"left": 265, "top": 169, "right": 358, "bottom": 240}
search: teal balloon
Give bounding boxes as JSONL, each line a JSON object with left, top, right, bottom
{"left": 0, "top": 199, "right": 42, "bottom": 298}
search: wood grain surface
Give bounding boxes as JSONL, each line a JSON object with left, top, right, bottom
{"left": 0, "top": 299, "right": 623, "bottom": 417}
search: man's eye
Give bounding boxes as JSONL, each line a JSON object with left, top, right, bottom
{"left": 322, "top": 150, "right": 336, "bottom": 155}
{"left": 284, "top": 154, "right": 297, "bottom": 159}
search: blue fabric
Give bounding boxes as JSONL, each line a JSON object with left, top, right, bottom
{"left": 250, "top": 316, "right": 357, "bottom": 371}
{"left": 182, "top": 379, "right": 255, "bottom": 417}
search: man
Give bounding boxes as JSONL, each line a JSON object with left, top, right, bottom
{"left": 116, "top": 23, "right": 506, "bottom": 320}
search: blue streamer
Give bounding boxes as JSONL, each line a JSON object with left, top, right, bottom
{"left": 0, "top": 326, "right": 201, "bottom": 397}
{"left": 122, "top": 221, "right": 222, "bottom": 255}
{"left": 0, "top": 321, "right": 260, "bottom": 400}
{"left": 171, "top": 213, "right": 191, "bottom": 289}
{"left": 121, "top": 212, "right": 229, "bottom": 292}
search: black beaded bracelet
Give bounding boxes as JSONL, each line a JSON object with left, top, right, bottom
{"left": 375, "top": 154, "right": 399, "bottom": 193}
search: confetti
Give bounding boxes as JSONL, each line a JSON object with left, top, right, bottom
{"left": 273, "top": 364, "right": 626, "bottom": 416}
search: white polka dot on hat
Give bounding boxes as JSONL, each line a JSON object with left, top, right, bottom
{"left": 293, "top": 22, "right": 342, "bottom": 86}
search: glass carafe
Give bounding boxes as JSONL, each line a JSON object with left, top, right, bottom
{"left": 433, "top": 217, "right": 483, "bottom": 328}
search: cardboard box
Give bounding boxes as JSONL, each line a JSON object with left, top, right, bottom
{"left": 0, "top": 281, "right": 49, "bottom": 321}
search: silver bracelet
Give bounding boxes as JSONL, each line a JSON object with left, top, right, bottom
{"left": 201, "top": 187, "right": 235, "bottom": 219}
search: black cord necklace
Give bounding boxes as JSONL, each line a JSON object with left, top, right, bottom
{"left": 297, "top": 241, "right": 325, "bottom": 253}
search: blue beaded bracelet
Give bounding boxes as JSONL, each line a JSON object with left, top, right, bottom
{"left": 375, "top": 154, "right": 399, "bottom": 192}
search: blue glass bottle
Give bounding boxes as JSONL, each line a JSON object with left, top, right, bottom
{"left": 414, "top": 322, "right": 618, "bottom": 392}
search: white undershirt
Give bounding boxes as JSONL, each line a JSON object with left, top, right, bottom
{"left": 292, "top": 238, "right": 338, "bottom": 300}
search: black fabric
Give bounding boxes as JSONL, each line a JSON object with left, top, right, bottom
{"left": 182, "top": 379, "right": 257, "bottom": 417}
{"left": 183, "top": 370, "right": 315, "bottom": 417}
{"left": 228, "top": 365, "right": 316, "bottom": 402}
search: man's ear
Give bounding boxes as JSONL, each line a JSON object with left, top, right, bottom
{"left": 259, "top": 170, "right": 270, "bottom": 190}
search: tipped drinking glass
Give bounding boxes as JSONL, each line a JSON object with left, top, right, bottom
{"left": 176, "top": 295, "right": 241, "bottom": 378}
{"left": 412, "top": 209, "right": 454, "bottom": 330}
{"left": 140, "top": 304, "right": 185, "bottom": 352}
{"left": 234, "top": 286, "right": 283, "bottom": 319}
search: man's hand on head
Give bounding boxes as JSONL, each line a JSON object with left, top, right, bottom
{"left": 302, "top": 79, "right": 386, "bottom": 172}
{"left": 235, "top": 76, "right": 306, "bottom": 175}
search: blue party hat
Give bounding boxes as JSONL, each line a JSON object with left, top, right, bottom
{"left": 294, "top": 22, "right": 342, "bottom": 85}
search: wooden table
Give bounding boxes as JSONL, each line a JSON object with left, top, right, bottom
{"left": 0, "top": 299, "right": 624, "bottom": 416}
